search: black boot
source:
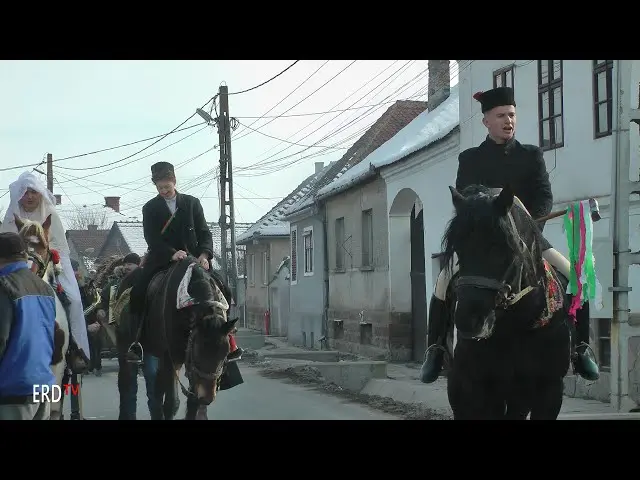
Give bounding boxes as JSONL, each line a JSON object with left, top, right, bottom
{"left": 572, "top": 302, "right": 600, "bottom": 381}
{"left": 419, "top": 296, "right": 449, "bottom": 384}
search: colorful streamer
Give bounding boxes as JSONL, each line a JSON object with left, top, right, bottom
{"left": 564, "top": 200, "right": 603, "bottom": 319}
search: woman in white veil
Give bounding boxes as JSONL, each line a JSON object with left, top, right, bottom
{"left": 0, "top": 171, "right": 91, "bottom": 364}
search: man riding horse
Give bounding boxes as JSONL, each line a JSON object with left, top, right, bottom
{"left": 420, "top": 86, "right": 599, "bottom": 384}
{"left": 128, "top": 161, "right": 243, "bottom": 363}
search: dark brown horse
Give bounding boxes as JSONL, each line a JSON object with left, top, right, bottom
{"left": 117, "top": 256, "right": 237, "bottom": 420}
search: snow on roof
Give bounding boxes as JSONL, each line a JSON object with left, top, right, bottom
{"left": 236, "top": 166, "right": 333, "bottom": 244}
{"left": 283, "top": 99, "right": 430, "bottom": 218}
{"left": 316, "top": 85, "right": 460, "bottom": 199}
{"left": 115, "top": 222, "right": 147, "bottom": 256}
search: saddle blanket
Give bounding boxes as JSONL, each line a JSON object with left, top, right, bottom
{"left": 176, "top": 262, "right": 229, "bottom": 313}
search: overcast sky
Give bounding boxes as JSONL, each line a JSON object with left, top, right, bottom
{"left": 0, "top": 60, "right": 459, "bottom": 227}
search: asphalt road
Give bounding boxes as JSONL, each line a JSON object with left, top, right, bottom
{"left": 62, "top": 359, "right": 397, "bottom": 420}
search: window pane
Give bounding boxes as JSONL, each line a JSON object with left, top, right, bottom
{"left": 552, "top": 87, "right": 562, "bottom": 116}
{"left": 539, "top": 61, "right": 549, "bottom": 84}
{"left": 596, "top": 60, "right": 607, "bottom": 66}
{"left": 597, "top": 70, "right": 608, "bottom": 102}
{"left": 598, "top": 102, "right": 610, "bottom": 133}
{"left": 505, "top": 69, "right": 513, "bottom": 88}
{"left": 541, "top": 91, "right": 550, "bottom": 119}
{"left": 552, "top": 60, "right": 562, "bottom": 80}
{"left": 494, "top": 74, "right": 502, "bottom": 87}
{"left": 554, "top": 115, "right": 564, "bottom": 145}
{"left": 541, "top": 119, "right": 551, "bottom": 148}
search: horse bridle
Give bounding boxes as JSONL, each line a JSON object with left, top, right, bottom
{"left": 454, "top": 213, "right": 538, "bottom": 312}
{"left": 157, "top": 263, "right": 227, "bottom": 402}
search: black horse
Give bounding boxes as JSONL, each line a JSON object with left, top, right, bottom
{"left": 117, "top": 256, "right": 237, "bottom": 420}
{"left": 441, "top": 184, "right": 573, "bottom": 420}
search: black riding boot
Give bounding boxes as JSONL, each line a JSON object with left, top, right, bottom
{"left": 420, "top": 296, "right": 449, "bottom": 384}
{"left": 572, "top": 301, "right": 600, "bottom": 381}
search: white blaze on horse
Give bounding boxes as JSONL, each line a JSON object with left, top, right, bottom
{"left": 14, "top": 214, "right": 70, "bottom": 420}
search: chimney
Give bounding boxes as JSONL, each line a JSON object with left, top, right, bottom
{"left": 104, "top": 196, "right": 120, "bottom": 213}
{"left": 87, "top": 224, "right": 98, "bottom": 232}
{"left": 54, "top": 194, "right": 62, "bottom": 205}
{"left": 428, "top": 60, "right": 451, "bottom": 111}
{"left": 315, "top": 162, "right": 324, "bottom": 174}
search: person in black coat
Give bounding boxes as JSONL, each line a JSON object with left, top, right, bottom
{"left": 419, "top": 87, "right": 599, "bottom": 384}
{"left": 128, "top": 161, "right": 243, "bottom": 362}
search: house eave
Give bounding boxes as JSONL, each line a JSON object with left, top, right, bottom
{"left": 315, "top": 168, "right": 378, "bottom": 203}
{"left": 281, "top": 204, "right": 316, "bottom": 222}
{"left": 236, "top": 232, "right": 290, "bottom": 246}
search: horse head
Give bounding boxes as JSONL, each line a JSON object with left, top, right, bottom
{"left": 184, "top": 263, "right": 238, "bottom": 405}
{"left": 14, "top": 214, "right": 53, "bottom": 276}
{"left": 442, "top": 185, "right": 547, "bottom": 341}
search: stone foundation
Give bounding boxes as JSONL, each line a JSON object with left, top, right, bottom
{"left": 327, "top": 307, "right": 412, "bottom": 361}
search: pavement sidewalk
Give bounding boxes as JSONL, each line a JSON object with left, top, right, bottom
{"left": 249, "top": 335, "right": 639, "bottom": 420}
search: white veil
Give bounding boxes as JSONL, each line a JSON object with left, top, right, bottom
{"left": 0, "top": 171, "right": 70, "bottom": 255}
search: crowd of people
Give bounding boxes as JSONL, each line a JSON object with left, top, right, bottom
{"left": 0, "top": 162, "right": 244, "bottom": 420}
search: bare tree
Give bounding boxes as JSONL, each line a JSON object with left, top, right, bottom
{"left": 67, "top": 207, "right": 111, "bottom": 230}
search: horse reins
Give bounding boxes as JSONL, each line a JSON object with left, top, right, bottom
{"left": 455, "top": 211, "right": 539, "bottom": 311}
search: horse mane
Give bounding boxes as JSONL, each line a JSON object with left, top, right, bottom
{"left": 16, "top": 219, "right": 48, "bottom": 248}
{"left": 441, "top": 185, "right": 543, "bottom": 284}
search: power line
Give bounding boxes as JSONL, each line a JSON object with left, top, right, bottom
{"left": 231, "top": 60, "right": 330, "bottom": 140}
{"left": 227, "top": 60, "right": 300, "bottom": 96}
{"left": 231, "top": 61, "right": 358, "bottom": 143}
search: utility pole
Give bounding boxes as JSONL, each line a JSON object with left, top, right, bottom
{"left": 46, "top": 153, "right": 53, "bottom": 193}
{"left": 216, "top": 85, "right": 240, "bottom": 309}
{"left": 609, "top": 60, "right": 640, "bottom": 412}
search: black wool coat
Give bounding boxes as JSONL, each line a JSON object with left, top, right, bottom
{"left": 142, "top": 192, "right": 214, "bottom": 267}
{"left": 456, "top": 136, "right": 554, "bottom": 226}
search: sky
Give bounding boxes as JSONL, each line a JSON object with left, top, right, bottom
{"left": 0, "top": 60, "right": 459, "bottom": 229}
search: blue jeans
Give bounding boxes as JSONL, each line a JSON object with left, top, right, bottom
{"left": 118, "top": 354, "right": 161, "bottom": 420}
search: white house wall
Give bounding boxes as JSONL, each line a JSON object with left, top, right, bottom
{"left": 459, "top": 59, "right": 640, "bottom": 316}
{"left": 383, "top": 128, "right": 461, "bottom": 305}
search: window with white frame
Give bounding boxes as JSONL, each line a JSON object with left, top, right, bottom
{"left": 361, "top": 209, "right": 373, "bottom": 267}
{"left": 247, "top": 254, "right": 255, "bottom": 286}
{"left": 262, "top": 252, "right": 268, "bottom": 285}
{"left": 335, "top": 217, "right": 345, "bottom": 270}
{"left": 303, "top": 226, "right": 314, "bottom": 275}
{"left": 290, "top": 226, "right": 298, "bottom": 284}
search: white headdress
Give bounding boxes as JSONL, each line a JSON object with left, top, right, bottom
{"left": 0, "top": 170, "right": 70, "bottom": 254}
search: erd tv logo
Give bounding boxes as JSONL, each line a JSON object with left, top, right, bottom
{"left": 33, "top": 384, "right": 79, "bottom": 402}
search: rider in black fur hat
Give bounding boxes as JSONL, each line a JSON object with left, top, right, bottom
{"left": 419, "top": 86, "right": 599, "bottom": 384}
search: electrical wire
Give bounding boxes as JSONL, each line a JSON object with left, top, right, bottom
{"left": 228, "top": 61, "right": 300, "bottom": 96}
{"left": 230, "top": 60, "right": 330, "bottom": 139}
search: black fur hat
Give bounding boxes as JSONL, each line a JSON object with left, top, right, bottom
{"left": 151, "top": 162, "right": 175, "bottom": 183}
{"left": 473, "top": 87, "right": 516, "bottom": 113}
{"left": 122, "top": 252, "right": 141, "bottom": 265}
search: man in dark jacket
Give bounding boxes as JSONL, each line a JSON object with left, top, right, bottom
{"left": 129, "top": 161, "right": 214, "bottom": 318}
{"left": 419, "top": 86, "right": 599, "bottom": 384}
{"left": 0, "top": 232, "right": 64, "bottom": 420}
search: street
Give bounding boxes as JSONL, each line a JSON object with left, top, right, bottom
{"left": 62, "top": 360, "right": 398, "bottom": 420}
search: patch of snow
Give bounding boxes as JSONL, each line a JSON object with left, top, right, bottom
{"left": 316, "top": 85, "right": 460, "bottom": 199}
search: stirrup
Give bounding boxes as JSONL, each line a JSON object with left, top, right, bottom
{"left": 126, "top": 342, "right": 144, "bottom": 364}
{"left": 573, "top": 341, "right": 596, "bottom": 360}
{"left": 423, "top": 342, "right": 447, "bottom": 361}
